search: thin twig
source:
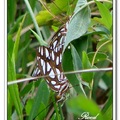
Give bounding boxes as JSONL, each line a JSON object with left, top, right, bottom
{"left": 89, "top": 40, "right": 112, "bottom": 99}
{"left": 7, "top": 67, "right": 112, "bottom": 85}
{"left": 45, "top": 107, "right": 54, "bottom": 120}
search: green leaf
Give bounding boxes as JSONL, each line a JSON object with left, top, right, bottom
{"left": 66, "top": 94, "right": 105, "bottom": 120}
{"left": 71, "top": 44, "right": 82, "bottom": 70}
{"left": 72, "top": 36, "right": 88, "bottom": 59}
{"left": 7, "top": 35, "right": 14, "bottom": 57}
{"left": 48, "top": 0, "right": 74, "bottom": 14}
{"left": 36, "top": 10, "right": 53, "bottom": 26}
{"left": 8, "top": 11, "right": 36, "bottom": 116}
{"left": 102, "top": 73, "right": 112, "bottom": 87}
{"left": 30, "top": 29, "right": 48, "bottom": 46}
{"left": 93, "top": 25, "right": 110, "bottom": 35}
{"left": 8, "top": 54, "right": 23, "bottom": 120}
{"left": 97, "top": 40, "right": 112, "bottom": 54}
{"left": 62, "top": 49, "right": 84, "bottom": 94}
{"left": 103, "top": 104, "right": 112, "bottom": 120}
{"left": 7, "top": 0, "right": 17, "bottom": 27}
{"left": 18, "top": 39, "right": 31, "bottom": 57}
{"left": 12, "top": 14, "right": 26, "bottom": 61}
{"left": 95, "top": 1, "right": 112, "bottom": 30}
{"left": 8, "top": 15, "right": 24, "bottom": 34}
{"left": 26, "top": 98, "right": 47, "bottom": 120}
{"left": 36, "top": 0, "right": 75, "bottom": 26}
{"left": 28, "top": 80, "right": 50, "bottom": 120}
{"left": 64, "top": 1, "right": 90, "bottom": 49}
{"left": 81, "top": 51, "right": 93, "bottom": 83}
{"left": 7, "top": 90, "right": 12, "bottom": 120}
{"left": 71, "top": 44, "right": 89, "bottom": 94}
{"left": 102, "top": 91, "right": 113, "bottom": 120}
{"left": 74, "top": 0, "right": 88, "bottom": 13}
{"left": 92, "top": 61, "right": 110, "bottom": 99}
{"left": 102, "top": 91, "right": 113, "bottom": 113}
{"left": 36, "top": 103, "right": 47, "bottom": 120}
{"left": 25, "top": 99, "right": 34, "bottom": 115}
{"left": 88, "top": 52, "right": 108, "bottom": 64}
{"left": 20, "top": 82, "right": 33, "bottom": 97}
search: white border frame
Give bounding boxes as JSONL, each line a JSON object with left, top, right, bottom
{"left": 0, "top": 0, "right": 6, "bottom": 120}
{"left": 1, "top": 0, "right": 117, "bottom": 119}
{"left": 117, "top": 0, "right": 120, "bottom": 120}
{"left": 5, "top": 0, "right": 7, "bottom": 120}
{"left": 113, "top": 0, "right": 116, "bottom": 119}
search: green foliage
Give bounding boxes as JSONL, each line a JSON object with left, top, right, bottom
{"left": 28, "top": 80, "right": 50, "bottom": 120}
{"left": 64, "top": 0, "right": 91, "bottom": 49}
{"left": 66, "top": 95, "right": 105, "bottom": 120}
{"left": 94, "top": 1, "right": 112, "bottom": 30}
{"left": 7, "top": 0, "right": 113, "bottom": 119}
{"left": 81, "top": 51, "right": 94, "bottom": 83}
{"left": 30, "top": 29, "right": 48, "bottom": 46}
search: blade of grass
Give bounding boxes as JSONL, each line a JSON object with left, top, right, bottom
{"left": 8, "top": 54, "right": 23, "bottom": 120}
{"left": 12, "top": 14, "right": 26, "bottom": 61}
{"left": 24, "top": 0, "right": 48, "bottom": 46}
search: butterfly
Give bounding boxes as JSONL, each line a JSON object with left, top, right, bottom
{"left": 32, "top": 22, "right": 69, "bottom": 101}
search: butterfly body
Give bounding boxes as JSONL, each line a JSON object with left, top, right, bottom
{"left": 33, "top": 22, "right": 69, "bottom": 101}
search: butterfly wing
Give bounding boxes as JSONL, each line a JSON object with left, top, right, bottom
{"left": 32, "top": 23, "right": 69, "bottom": 99}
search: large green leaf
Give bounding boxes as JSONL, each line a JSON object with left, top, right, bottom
{"left": 64, "top": 0, "right": 91, "bottom": 49}
{"left": 62, "top": 49, "right": 83, "bottom": 94}
{"left": 66, "top": 95, "right": 105, "bottom": 120}
{"left": 70, "top": 44, "right": 87, "bottom": 94}
{"left": 28, "top": 80, "right": 50, "bottom": 120}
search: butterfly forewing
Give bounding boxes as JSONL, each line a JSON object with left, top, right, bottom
{"left": 32, "top": 23, "right": 69, "bottom": 100}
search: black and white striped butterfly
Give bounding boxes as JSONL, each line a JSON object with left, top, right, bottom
{"left": 32, "top": 22, "right": 69, "bottom": 101}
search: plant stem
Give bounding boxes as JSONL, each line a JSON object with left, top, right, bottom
{"left": 89, "top": 40, "right": 112, "bottom": 99}
{"left": 24, "top": 0, "right": 43, "bottom": 41}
